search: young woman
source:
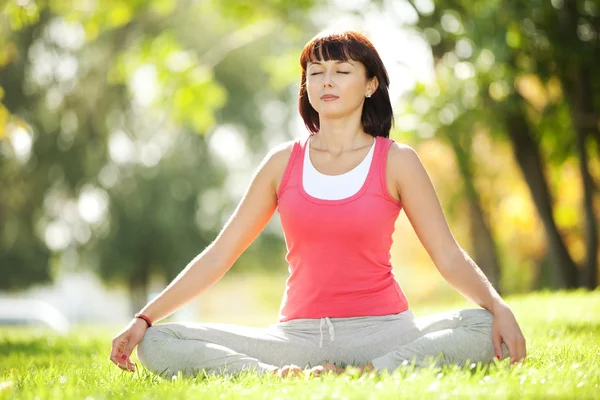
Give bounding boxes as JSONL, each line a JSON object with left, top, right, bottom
{"left": 109, "top": 30, "right": 526, "bottom": 378}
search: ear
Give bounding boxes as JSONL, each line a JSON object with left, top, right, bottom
{"left": 366, "top": 76, "right": 379, "bottom": 97}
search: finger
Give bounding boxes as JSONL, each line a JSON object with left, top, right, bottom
{"left": 511, "top": 338, "right": 527, "bottom": 365}
{"left": 491, "top": 330, "right": 503, "bottom": 361}
{"left": 116, "top": 358, "right": 135, "bottom": 372}
{"left": 116, "top": 359, "right": 129, "bottom": 371}
{"left": 516, "top": 336, "right": 527, "bottom": 363}
{"left": 109, "top": 342, "right": 120, "bottom": 364}
{"left": 120, "top": 353, "right": 136, "bottom": 372}
{"left": 110, "top": 337, "right": 128, "bottom": 364}
{"left": 121, "top": 342, "right": 138, "bottom": 370}
{"left": 504, "top": 339, "right": 518, "bottom": 365}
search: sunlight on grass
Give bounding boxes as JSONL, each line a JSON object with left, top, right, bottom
{"left": 1, "top": 290, "right": 599, "bottom": 399}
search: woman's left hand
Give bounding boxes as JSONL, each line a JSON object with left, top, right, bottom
{"left": 491, "top": 302, "right": 526, "bottom": 365}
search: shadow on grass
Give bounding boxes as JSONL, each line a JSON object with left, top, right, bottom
{"left": 0, "top": 336, "right": 103, "bottom": 357}
{"left": 560, "top": 321, "right": 600, "bottom": 335}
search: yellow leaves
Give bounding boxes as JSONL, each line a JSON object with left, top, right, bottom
{"left": 108, "top": 3, "right": 133, "bottom": 27}
{"left": 546, "top": 76, "right": 563, "bottom": 103}
{"left": 515, "top": 74, "right": 547, "bottom": 112}
{"left": 0, "top": 103, "right": 7, "bottom": 140}
{"left": 499, "top": 194, "right": 537, "bottom": 230}
{"left": 0, "top": 41, "right": 17, "bottom": 67}
{"left": 489, "top": 80, "right": 510, "bottom": 101}
{"left": 515, "top": 74, "right": 564, "bottom": 113}
{"left": 0, "top": 87, "right": 7, "bottom": 139}
{"left": 551, "top": 160, "right": 586, "bottom": 263}
{"left": 83, "top": 20, "right": 100, "bottom": 41}
{"left": 505, "top": 24, "right": 521, "bottom": 49}
{"left": 150, "top": 0, "right": 176, "bottom": 16}
{"left": 2, "top": 1, "right": 40, "bottom": 31}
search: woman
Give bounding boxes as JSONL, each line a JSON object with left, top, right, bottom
{"left": 109, "top": 30, "right": 526, "bottom": 378}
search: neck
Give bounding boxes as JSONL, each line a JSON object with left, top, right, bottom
{"left": 313, "top": 114, "right": 372, "bottom": 155}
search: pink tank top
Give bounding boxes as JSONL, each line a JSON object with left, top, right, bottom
{"left": 276, "top": 135, "right": 409, "bottom": 322}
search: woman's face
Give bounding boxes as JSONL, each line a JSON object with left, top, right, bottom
{"left": 305, "top": 59, "right": 377, "bottom": 120}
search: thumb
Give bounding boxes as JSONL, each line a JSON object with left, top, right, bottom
{"left": 492, "top": 329, "right": 503, "bottom": 361}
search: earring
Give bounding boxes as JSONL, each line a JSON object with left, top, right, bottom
{"left": 366, "top": 93, "right": 371, "bottom": 98}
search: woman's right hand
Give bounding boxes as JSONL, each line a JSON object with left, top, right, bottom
{"left": 109, "top": 318, "right": 148, "bottom": 372}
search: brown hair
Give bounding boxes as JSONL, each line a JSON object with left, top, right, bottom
{"left": 298, "top": 30, "right": 394, "bottom": 138}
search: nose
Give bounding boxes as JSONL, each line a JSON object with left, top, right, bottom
{"left": 323, "top": 70, "right": 334, "bottom": 88}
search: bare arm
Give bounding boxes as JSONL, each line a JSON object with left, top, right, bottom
{"left": 389, "top": 143, "right": 525, "bottom": 363}
{"left": 138, "top": 143, "right": 292, "bottom": 323}
{"left": 110, "top": 142, "right": 293, "bottom": 370}
{"left": 389, "top": 143, "right": 501, "bottom": 310}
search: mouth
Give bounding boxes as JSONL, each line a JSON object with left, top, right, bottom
{"left": 320, "top": 95, "right": 339, "bottom": 101}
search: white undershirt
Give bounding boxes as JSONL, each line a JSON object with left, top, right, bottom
{"left": 303, "top": 137, "right": 376, "bottom": 200}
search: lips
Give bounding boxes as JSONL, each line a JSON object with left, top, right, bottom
{"left": 320, "top": 94, "right": 339, "bottom": 100}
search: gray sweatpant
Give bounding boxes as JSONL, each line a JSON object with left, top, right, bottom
{"left": 137, "top": 308, "right": 509, "bottom": 378}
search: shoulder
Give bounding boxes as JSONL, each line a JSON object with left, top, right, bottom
{"left": 264, "top": 140, "right": 296, "bottom": 167}
{"left": 385, "top": 141, "right": 429, "bottom": 190}
{"left": 259, "top": 139, "right": 296, "bottom": 174}
{"left": 387, "top": 141, "right": 421, "bottom": 171}
{"left": 255, "top": 140, "right": 298, "bottom": 189}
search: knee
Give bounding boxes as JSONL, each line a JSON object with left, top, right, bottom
{"left": 459, "top": 309, "right": 500, "bottom": 362}
{"left": 136, "top": 325, "right": 174, "bottom": 374}
{"left": 459, "top": 309, "right": 494, "bottom": 332}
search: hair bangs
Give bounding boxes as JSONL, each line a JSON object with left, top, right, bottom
{"left": 300, "top": 35, "right": 357, "bottom": 69}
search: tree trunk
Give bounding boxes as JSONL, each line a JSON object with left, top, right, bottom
{"left": 468, "top": 200, "right": 501, "bottom": 292}
{"left": 450, "top": 139, "right": 501, "bottom": 291}
{"left": 128, "top": 265, "right": 150, "bottom": 316}
{"left": 503, "top": 104, "right": 579, "bottom": 288}
{"left": 570, "top": 66, "right": 599, "bottom": 289}
{"left": 558, "top": 1, "right": 599, "bottom": 289}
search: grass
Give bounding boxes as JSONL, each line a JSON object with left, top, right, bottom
{"left": 1, "top": 290, "right": 599, "bottom": 399}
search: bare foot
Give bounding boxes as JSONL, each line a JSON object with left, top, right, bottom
{"left": 318, "top": 362, "right": 375, "bottom": 376}
{"left": 322, "top": 362, "right": 345, "bottom": 374}
{"left": 305, "top": 365, "right": 327, "bottom": 377}
{"left": 273, "top": 362, "right": 375, "bottom": 378}
{"left": 358, "top": 362, "right": 375, "bottom": 374}
{"left": 272, "top": 364, "right": 303, "bottom": 378}
{"left": 305, "top": 362, "right": 344, "bottom": 376}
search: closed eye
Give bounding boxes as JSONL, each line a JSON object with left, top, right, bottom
{"left": 309, "top": 72, "right": 323, "bottom": 75}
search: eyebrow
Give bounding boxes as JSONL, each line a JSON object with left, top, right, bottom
{"left": 308, "top": 60, "right": 355, "bottom": 67}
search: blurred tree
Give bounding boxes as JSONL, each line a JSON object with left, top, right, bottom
{"left": 0, "top": 0, "right": 318, "bottom": 310}
{"left": 393, "top": 0, "right": 599, "bottom": 289}
{"left": 86, "top": 131, "right": 227, "bottom": 313}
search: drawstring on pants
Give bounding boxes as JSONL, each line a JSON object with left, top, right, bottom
{"left": 318, "top": 317, "right": 335, "bottom": 348}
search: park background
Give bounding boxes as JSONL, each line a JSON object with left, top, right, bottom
{"left": 1, "top": 0, "right": 599, "bottom": 331}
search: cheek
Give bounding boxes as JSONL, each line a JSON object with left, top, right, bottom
{"left": 305, "top": 80, "right": 320, "bottom": 103}
{"left": 347, "top": 79, "right": 367, "bottom": 96}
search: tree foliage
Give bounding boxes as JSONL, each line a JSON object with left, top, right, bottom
{"left": 0, "top": 0, "right": 316, "bottom": 304}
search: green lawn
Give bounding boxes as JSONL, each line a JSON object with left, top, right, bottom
{"left": 1, "top": 290, "right": 599, "bottom": 399}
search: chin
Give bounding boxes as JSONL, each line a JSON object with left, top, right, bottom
{"left": 315, "top": 108, "right": 350, "bottom": 120}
